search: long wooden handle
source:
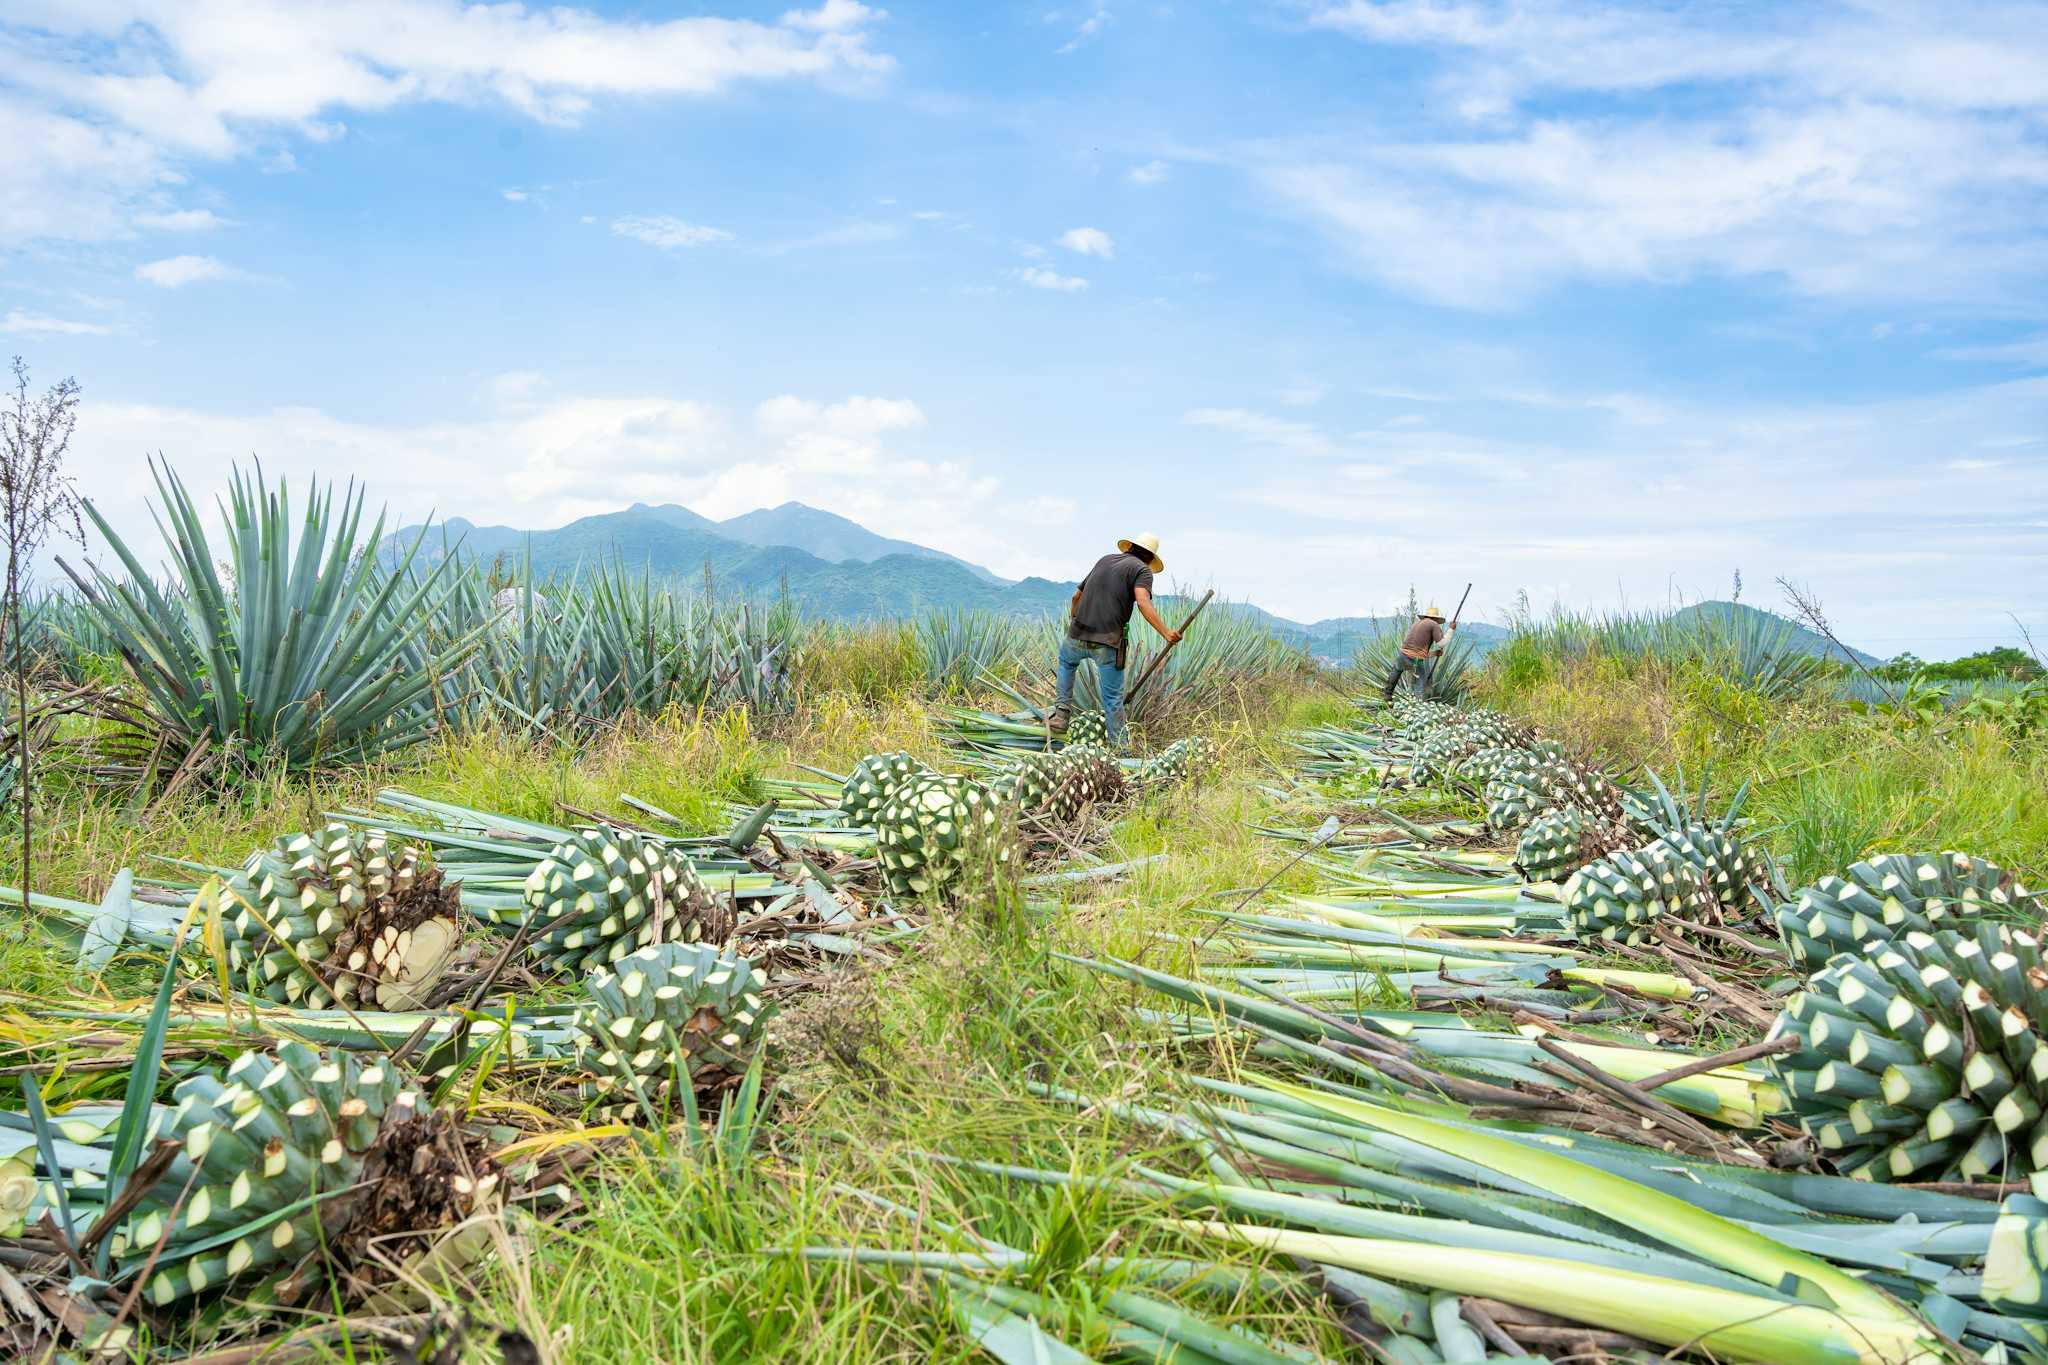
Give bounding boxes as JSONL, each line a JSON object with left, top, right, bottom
{"left": 1448, "top": 582, "right": 1473, "bottom": 629}
{"left": 1126, "top": 589, "right": 1215, "bottom": 705}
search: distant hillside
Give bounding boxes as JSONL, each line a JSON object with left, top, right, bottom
{"left": 382, "top": 506, "right": 1877, "bottom": 663}
{"left": 714, "top": 502, "right": 1002, "bottom": 585}
{"left": 384, "top": 507, "right": 1069, "bottom": 619}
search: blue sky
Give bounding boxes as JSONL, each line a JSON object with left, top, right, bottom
{"left": 3, "top": 0, "right": 2044, "bottom": 655}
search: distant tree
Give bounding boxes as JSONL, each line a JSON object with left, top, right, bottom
{"left": 0, "top": 358, "right": 84, "bottom": 909}
{"left": 1877, "top": 651, "right": 1925, "bottom": 682}
{"left": 1731, "top": 568, "right": 1743, "bottom": 603}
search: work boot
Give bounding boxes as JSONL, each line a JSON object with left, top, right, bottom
{"left": 1046, "top": 707, "right": 1072, "bottom": 735}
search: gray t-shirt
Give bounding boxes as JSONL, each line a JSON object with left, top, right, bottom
{"left": 1069, "top": 552, "right": 1154, "bottom": 646}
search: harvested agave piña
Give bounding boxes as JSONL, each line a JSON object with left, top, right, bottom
{"left": 875, "top": 773, "right": 1010, "bottom": 899}
{"left": 521, "top": 825, "right": 735, "bottom": 975}
{"left": 1770, "top": 923, "right": 2048, "bottom": 1181}
{"left": 1041, "top": 745, "right": 1127, "bottom": 820}
{"left": 1061, "top": 710, "right": 1110, "bottom": 748}
{"left": 570, "top": 943, "right": 775, "bottom": 1122}
{"left": 205, "top": 823, "right": 462, "bottom": 1010}
{"left": 987, "top": 750, "right": 1063, "bottom": 814}
{"left": 839, "top": 751, "right": 933, "bottom": 827}
{"left": 1563, "top": 843, "right": 1711, "bottom": 945}
{"left": 1775, "top": 850, "right": 2034, "bottom": 972}
{"left": 112, "top": 1042, "right": 499, "bottom": 1305}
{"left": 1140, "top": 734, "right": 1218, "bottom": 785}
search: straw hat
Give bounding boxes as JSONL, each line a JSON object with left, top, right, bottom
{"left": 1118, "top": 533, "right": 1165, "bottom": 573}
{"left": 1422, "top": 605, "right": 1445, "bottom": 620}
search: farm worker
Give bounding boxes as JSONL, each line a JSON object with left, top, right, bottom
{"left": 1382, "top": 604, "right": 1454, "bottom": 700}
{"left": 1049, "top": 533, "right": 1181, "bottom": 744}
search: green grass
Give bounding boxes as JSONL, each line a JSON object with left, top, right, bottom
{"left": 442, "top": 716, "right": 1343, "bottom": 1363}
{"left": 1478, "top": 649, "right": 2048, "bottom": 884}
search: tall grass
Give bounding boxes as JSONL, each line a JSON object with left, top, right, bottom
{"left": 1478, "top": 645, "right": 2048, "bottom": 886}
{"left": 796, "top": 621, "right": 926, "bottom": 702}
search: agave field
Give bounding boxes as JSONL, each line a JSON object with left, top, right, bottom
{"left": 0, "top": 460, "right": 2042, "bottom": 1363}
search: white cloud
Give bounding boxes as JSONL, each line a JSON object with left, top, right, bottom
{"left": 1057, "top": 8, "right": 1113, "bottom": 54}
{"left": 0, "top": 0, "right": 894, "bottom": 246}
{"left": 1015, "top": 266, "right": 1089, "bottom": 292}
{"left": 610, "top": 216, "right": 733, "bottom": 249}
{"left": 134, "top": 208, "right": 229, "bottom": 230}
{"left": 1182, "top": 406, "right": 1335, "bottom": 455}
{"left": 1, "top": 310, "right": 117, "bottom": 336}
{"left": 1266, "top": 1, "right": 2048, "bottom": 309}
{"left": 484, "top": 370, "right": 546, "bottom": 406}
{"left": 1216, "top": 373, "right": 2048, "bottom": 651}
{"left": 1937, "top": 334, "right": 2048, "bottom": 370}
{"left": 61, "top": 384, "right": 1066, "bottom": 584}
{"left": 501, "top": 189, "right": 529, "bottom": 203}
{"left": 1127, "top": 160, "right": 1170, "bottom": 185}
{"left": 1275, "top": 379, "right": 1327, "bottom": 407}
{"left": 1057, "top": 226, "right": 1116, "bottom": 259}
{"left": 133, "top": 254, "right": 239, "bottom": 287}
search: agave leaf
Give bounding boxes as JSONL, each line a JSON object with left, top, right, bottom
{"left": 95, "top": 947, "right": 180, "bottom": 1275}
{"left": 18, "top": 1074, "right": 78, "bottom": 1249}
{"left": 939, "top": 1277, "right": 1101, "bottom": 1365}
{"left": 1178, "top": 1223, "right": 1933, "bottom": 1365}
{"left": 78, "top": 868, "right": 134, "bottom": 973}
{"left": 1250, "top": 1075, "right": 1910, "bottom": 1324}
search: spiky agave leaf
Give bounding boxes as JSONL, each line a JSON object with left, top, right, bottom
{"left": 1775, "top": 851, "right": 2034, "bottom": 972}
{"left": 205, "top": 823, "right": 464, "bottom": 1010}
{"left": 522, "top": 826, "right": 735, "bottom": 975}
{"left": 63, "top": 461, "right": 487, "bottom": 773}
{"left": 569, "top": 943, "right": 776, "bottom": 1123}
{"left": 1769, "top": 923, "right": 2048, "bottom": 1182}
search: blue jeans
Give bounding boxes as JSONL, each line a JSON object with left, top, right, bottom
{"left": 1056, "top": 637, "right": 1125, "bottom": 741}
{"left": 1383, "top": 654, "right": 1432, "bottom": 699}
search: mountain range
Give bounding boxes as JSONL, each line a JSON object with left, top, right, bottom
{"left": 384, "top": 502, "right": 1876, "bottom": 664}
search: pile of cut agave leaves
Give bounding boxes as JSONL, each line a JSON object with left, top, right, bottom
{"left": 804, "top": 696, "right": 2048, "bottom": 1365}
